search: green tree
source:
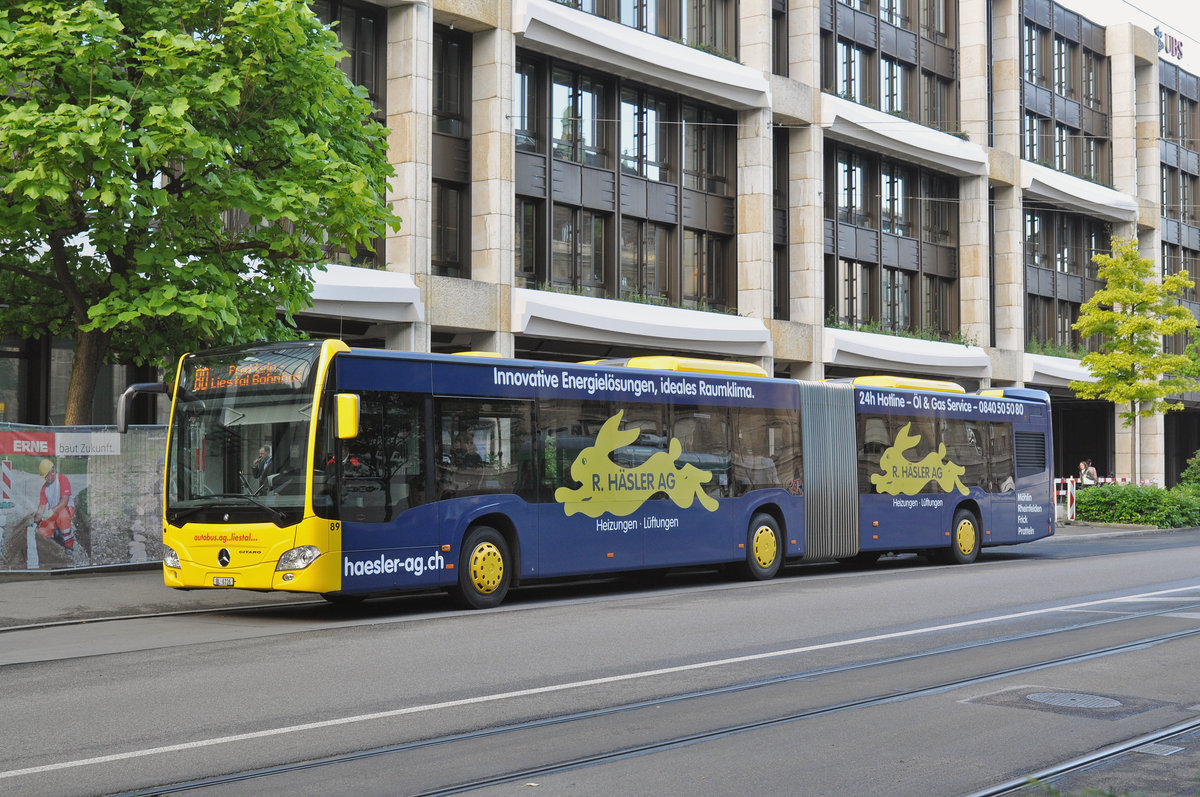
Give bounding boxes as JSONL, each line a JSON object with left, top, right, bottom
{"left": 1070, "top": 236, "right": 1200, "bottom": 482}
{"left": 0, "top": 0, "right": 400, "bottom": 423}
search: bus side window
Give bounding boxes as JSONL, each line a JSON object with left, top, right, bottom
{"left": 988, "top": 422, "right": 1015, "bottom": 492}
{"left": 672, "top": 406, "right": 730, "bottom": 498}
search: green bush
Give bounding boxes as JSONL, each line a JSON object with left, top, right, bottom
{"left": 1075, "top": 482, "right": 1200, "bottom": 528}
{"left": 1179, "top": 450, "right": 1200, "bottom": 486}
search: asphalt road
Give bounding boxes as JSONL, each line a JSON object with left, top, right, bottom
{"left": 4, "top": 525, "right": 1200, "bottom": 796}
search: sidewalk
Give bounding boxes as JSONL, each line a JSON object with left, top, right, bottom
{"left": 0, "top": 522, "right": 1171, "bottom": 629}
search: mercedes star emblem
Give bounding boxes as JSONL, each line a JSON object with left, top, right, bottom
{"left": 218, "top": 548, "right": 231, "bottom": 567}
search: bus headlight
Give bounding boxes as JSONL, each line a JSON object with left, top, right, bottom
{"left": 276, "top": 546, "right": 321, "bottom": 571}
{"left": 163, "top": 547, "right": 181, "bottom": 569}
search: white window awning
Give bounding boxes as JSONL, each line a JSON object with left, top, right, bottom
{"left": 823, "top": 327, "right": 991, "bottom": 377}
{"left": 514, "top": 0, "right": 769, "bottom": 110}
{"left": 513, "top": 288, "right": 772, "bottom": 357}
{"left": 1021, "top": 161, "right": 1139, "bottom": 223}
{"left": 821, "top": 94, "right": 989, "bottom": 177}
{"left": 307, "top": 264, "right": 424, "bottom": 324}
{"left": 1024, "top": 352, "right": 1092, "bottom": 388}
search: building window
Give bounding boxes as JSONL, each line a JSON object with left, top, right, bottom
{"left": 433, "top": 28, "right": 468, "bottom": 136}
{"left": 919, "top": 0, "right": 949, "bottom": 44}
{"left": 881, "top": 162, "right": 913, "bottom": 236}
{"left": 1081, "top": 51, "right": 1103, "bottom": 110}
{"left": 313, "top": 1, "right": 383, "bottom": 110}
{"left": 1053, "top": 124, "right": 1069, "bottom": 171}
{"left": 837, "top": 151, "right": 870, "bottom": 226}
{"left": 620, "top": 219, "right": 669, "bottom": 301}
{"left": 774, "top": 244, "right": 789, "bottom": 321}
{"left": 882, "top": 58, "right": 910, "bottom": 117}
{"left": 552, "top": 68, "right": 609, "bottom": 167}
{"left": 1082, "top": 135, "right": 1100, "bottom": 182}
{"left": 1055, "top": 215, "right": 1078, "bottom": 274}
{"left": 836, "top": 40, "right": 869, "bottom": 103}
{"left": 772, "top": 5, "right": 788, "bottom": 77}
{"left": 1052, "top": 36, "right": 1074, "bottom": 98}
{"left": 620, "top": 88, "right": 671, "bottom": 181}
{"left": 1024, "top": 112, "right": 1043, "bottom": 162}
{"left": 432, "top": 182, "right": 466, "bottom": 278}
{"left": 923, "top": 275, "right": 954, "bottom": 337}
{"left": 1163, "top": 165, "right": 1180, "bottom": 221}
{"left": 837, "top": 258, "right": 874, "bottom": 326}
{"left": 921, "top": 72, "right": 955, "bottom": 132}
{"left": 619, "top": 0, "right": 665, "bottom": 35}
{"left": 684, "top": 0, "right": 735, "bottom": 58}
{"left": 881, "top": 267, "right": 912, "bottom": 331}
{"left": 515, "top": 198, "right": 540, "bottom": 288}
{"left": 682, "top": 104, "right": 733, "bottom": 195}
{"left": 922, "top": 173, "right": 955, "bottom": 245}
{"left": 552, "top": 206, "right": 607, "bottom": 297}
{"left": 880, "top": 0, "right": 910, "bottom": 29}
{"left": 1027, "top": 295, "right": 1052, "bottom": 346}
{"left": 1056, "top": 301, "right": 1080, "bottom": 348}
{"left": 514, "top": 57, "right": 540, "bottom": 153}
{"left": 682, "top": 230, "right": 730, "bottom": 310}
{"left": 1023, "top": 22, "right": 1046, "bottom": 87}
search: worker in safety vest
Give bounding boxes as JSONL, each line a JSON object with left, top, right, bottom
{"left": 34, "top": 458, "right": 75, "bottom": 551}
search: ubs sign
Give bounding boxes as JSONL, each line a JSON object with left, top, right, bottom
{"left": 1156, "top": 27, "right": 1184, "bottom": 60}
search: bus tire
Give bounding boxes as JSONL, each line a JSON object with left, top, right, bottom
{"left": 942, "top": 508, "right": 980, "bottom": 565}
{"left": 453, "top": 526, "right": 511, "bottom": 609}
{"left": 741, "top": 513, "right": 782, "bottom": 581}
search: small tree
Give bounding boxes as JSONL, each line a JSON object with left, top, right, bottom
{"left": 0, "top": 0, "right": 400, "bottom": 423}
{"left": 1070, "top": 237, "right": 1200, "bottom": 482}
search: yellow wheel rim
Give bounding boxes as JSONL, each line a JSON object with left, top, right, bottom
{"left": 752, "top": 525, "right": 778, "bottom": 569}
{"left": 469, "top": 542, "right": 504, "bottom": 594}
{"left": 955, "top": 517, "right": 977, "bottom": 557}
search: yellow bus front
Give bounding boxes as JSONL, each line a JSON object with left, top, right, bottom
{"left": 160, "top": 340, "right": 348, "bottom": 594}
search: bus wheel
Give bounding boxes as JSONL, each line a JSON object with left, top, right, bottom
{"left": 454, "top": 526, "right": 511, "bottom": 609}
{"left": 943, "top": 508, "right": 980, "bottom": 565}
{"left": 742, "top": 513, "right": 782, "bottom": 581}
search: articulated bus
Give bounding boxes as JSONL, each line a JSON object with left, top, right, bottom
{"left": 121, "top": 339, "right": 1054, "bottom": 608}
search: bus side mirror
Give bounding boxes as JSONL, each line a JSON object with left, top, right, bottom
{"left": 117, "top": 382, "right": 170, "bottom": 433}
{"left": 335, "top": 393, "right": 360, "bottom": 440}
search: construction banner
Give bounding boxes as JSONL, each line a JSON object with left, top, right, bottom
{"left": 0, "top": 424, "right": 167, "bottom": 571}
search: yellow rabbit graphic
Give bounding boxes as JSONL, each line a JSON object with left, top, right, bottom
{"left": 870, "top": 422, "right": 969, "bottom": 496}
{"left": 555, "top": 411, "right": 719, "bottom": 517}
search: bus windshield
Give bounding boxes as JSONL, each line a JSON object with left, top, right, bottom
{"left": 166, "top": 343, "right": 323, "bottom": 526}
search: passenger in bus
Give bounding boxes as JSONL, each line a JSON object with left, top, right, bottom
{"left": 451, "top": 431, "right": 485, "bottom": 468}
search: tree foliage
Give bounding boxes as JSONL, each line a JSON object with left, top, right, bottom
{"left": 0, "top": 0, "right": 400, "bottom": 422}
{"left": 1070, "top": 237, "right": 1200, "bottom": 428}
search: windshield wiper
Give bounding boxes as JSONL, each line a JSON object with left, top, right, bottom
{"left": 169, "top": 493, "right": 286, "bottom": 525}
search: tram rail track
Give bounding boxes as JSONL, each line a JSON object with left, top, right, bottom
{"left": 110, "top": 599, "right": 1200, "bottom": 796}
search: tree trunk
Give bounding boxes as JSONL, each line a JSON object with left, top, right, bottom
{"left": 63, "top": 328, "right": 112, "bottom": 426}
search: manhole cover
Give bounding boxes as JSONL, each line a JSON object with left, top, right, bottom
{"left": 1027, "top": 692, "right": 1122, "bottom": 709}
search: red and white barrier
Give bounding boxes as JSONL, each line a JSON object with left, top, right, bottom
{"left": 0, "top": 458, "right": 11, "bottom": 508}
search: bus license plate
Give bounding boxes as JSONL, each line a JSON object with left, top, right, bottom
{"left": 213, "top": 577, "right": 234, "bottom": 587}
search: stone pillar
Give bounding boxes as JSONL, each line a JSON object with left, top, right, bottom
{"left": 957, "top": 0, "right": 990, "bottom": 146}
{"left": 787, "top": 0, "right": 824, "bottom": 381}
{"left": 736, "top": 0, "right": 773, "bottom": 325}
{"left": 959, "top": 174, "right": 990, "bottom": 348}
{"left": 386, "top": 4, "right": 433, "bottom": 352}
{"left": 991, "top": 185, "right": 1024, "bottom": 355}
{"left": 789, "top": 124, "right": 825, "bottom": 381}
{"left": 987, "top": 0, "right": 1022, "bottom": 157}
{"left": 471, "top": 26, "right": 515, "bottom": 357}
{"left": 737, "top": 107, "right": 774, "bottom": 322}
